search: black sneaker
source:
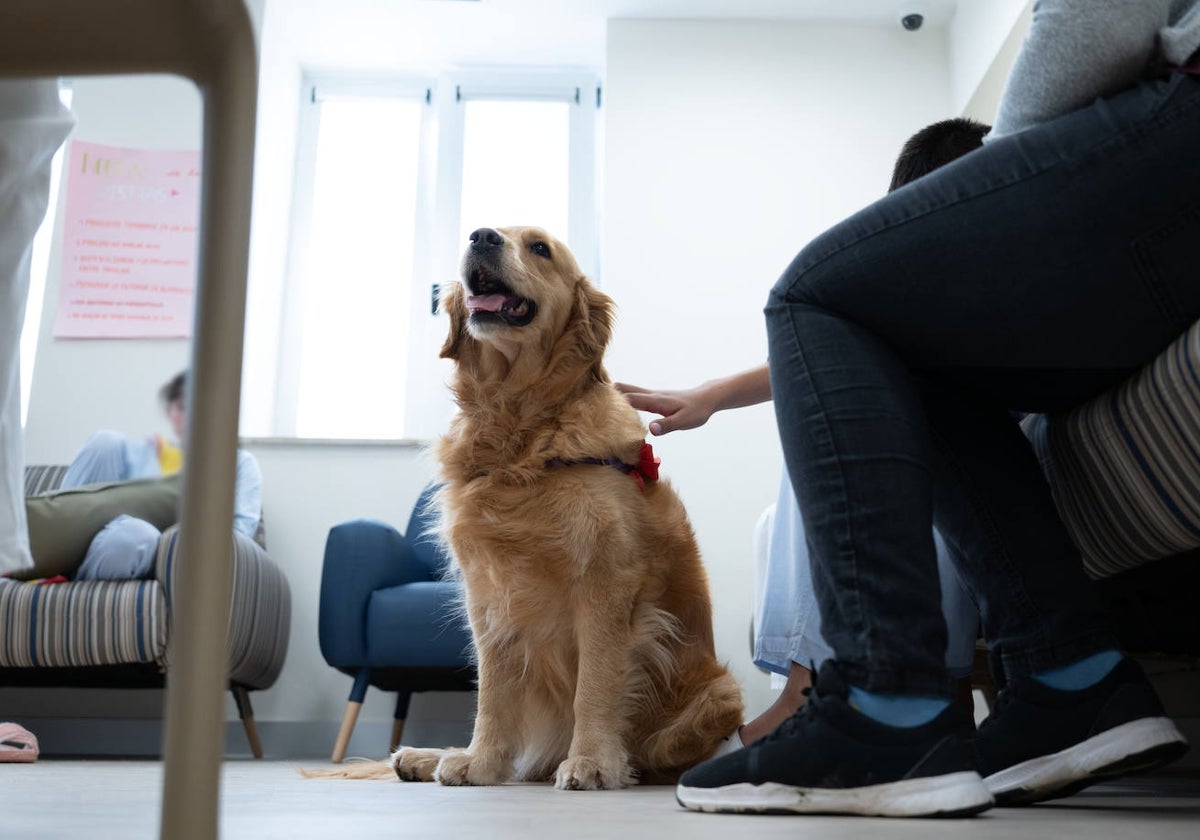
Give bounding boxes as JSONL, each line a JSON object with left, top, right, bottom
{"left": 976, "top": 656, "right": 1189, "bottom": 805}
{"left": 675, "top": 661, "right": 994, "bottom": 817}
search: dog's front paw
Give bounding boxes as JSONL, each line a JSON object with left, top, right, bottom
{"left": 554, "top": 755, "right": 633, "bottom": 791}
{"left": 434, "top": 751, "right": 510, "bottom": 786}
{"left": 391, "top": 747, "right": 446, "bottom": 782}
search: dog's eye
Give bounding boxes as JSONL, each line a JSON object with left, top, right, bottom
{"left": 531, "top": 242, "right": 551, "bottom": 258}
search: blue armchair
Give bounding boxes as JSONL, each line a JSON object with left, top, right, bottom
{"left": 318, "top": 484, "right": 475, "bottom": 762}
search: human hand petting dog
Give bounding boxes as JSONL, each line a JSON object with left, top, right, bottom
{"left": 615, "top": 383, "right": 722, "bottom": 436}
{"left": 617, "top": 363, "right": 773, "bottom": 436}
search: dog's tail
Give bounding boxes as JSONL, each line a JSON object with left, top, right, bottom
{"left": 298, "top": 758, "right": 395, "bottom": 780}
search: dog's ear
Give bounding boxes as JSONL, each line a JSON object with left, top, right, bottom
{"left": 439, "top": 282, "right": 469, "bottom": 360}
{"left": 570, "top": 276, "right": 616, "bottom": 366}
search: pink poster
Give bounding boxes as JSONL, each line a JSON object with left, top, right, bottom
{"left": 54, "top": 141, "right": 201, "bottom": 339}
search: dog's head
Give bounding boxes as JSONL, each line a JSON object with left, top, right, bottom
{"left": 440, "top": 226, "right": 614, "bottom": 384}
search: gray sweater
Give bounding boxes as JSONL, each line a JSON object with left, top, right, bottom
{"left": 991, "top": 0, "right": 1200, "bottom": 138}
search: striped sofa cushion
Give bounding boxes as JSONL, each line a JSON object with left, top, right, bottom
{"left": 156, "top": 525, "right": 291, "bottom": 690}
{"left": 24, "top": 465, "right": 68, "bottom": 496}
{"left": 1025, "top": 320, "right": 1200, "bottom": 579}
{"left": 0, "top": 578, "right": 167, "bottom": 668}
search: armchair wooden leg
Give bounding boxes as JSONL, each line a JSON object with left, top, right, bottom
{"left": 332, "top": 669, "right": 373, "bottom": 764}
{"left": 332, "top": 702, "right": 363, "bottom": 765}
{"left": 390, "top": 690, "right": 413, "bottom": 752}
{"left": 230, "top": 684, "right": 263, "bottom": 759}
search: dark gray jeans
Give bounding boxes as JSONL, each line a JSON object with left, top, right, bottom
{"left": 765, "top": 72, "right": 1200, "bottom": 697}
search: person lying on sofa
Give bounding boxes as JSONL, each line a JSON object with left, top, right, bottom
{"left": 56, "top": 369, "right": 263, "bottom": 581}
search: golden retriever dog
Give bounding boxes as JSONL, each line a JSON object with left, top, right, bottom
{"left": 309, "top": 226, "right": 742, "bottom": 789}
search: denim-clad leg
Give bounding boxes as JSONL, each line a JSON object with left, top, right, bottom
{"left": 753, "top": 469, "right": 979, "bottom": 680}
{"left": 60, "top": 430, "right": 160, "bottom": 489}
{"left": 766, "top": 72, "right": 1200, "bottom": 697}
{"left": 75, "top": 513, "right": 162, "bottom": 580}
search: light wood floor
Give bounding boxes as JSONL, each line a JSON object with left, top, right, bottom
{"left": 4, "top": 761, "right": 1200, "bottom": 839}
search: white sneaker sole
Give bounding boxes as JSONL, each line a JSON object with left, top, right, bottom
{"left": 676, "top": 770, "right": 993, "bottom": 817}
{"left": 984, "top": 716, "right": 1189, "bottom": 804}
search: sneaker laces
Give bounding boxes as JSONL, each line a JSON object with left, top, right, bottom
{"left": 768, "top": 666, "right": 838, "bottom": 741}
{"left": 768, "top": 688, "right": 817, "bottom": 741}
{"left": 766, "top": 660, "right": 864, "bottom": 742}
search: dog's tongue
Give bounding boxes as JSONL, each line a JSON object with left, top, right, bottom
{"left": 466, "top": 294, "right": 510, "bottom": 313}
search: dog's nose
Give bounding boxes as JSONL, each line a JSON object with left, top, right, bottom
{"left": 469, "top": 228, "right": 503, "bottom": 251}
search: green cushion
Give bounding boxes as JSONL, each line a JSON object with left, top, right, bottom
{"left": 11, "top": 475, "right": 180, "bottom": 580}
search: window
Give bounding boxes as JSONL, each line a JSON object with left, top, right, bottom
{"left": 290, "top": 94, "right": 422, "bottom": 440}
{"left": 274, "top": 72, "right": 599, "bottom": 441}
{"left": 459, "top": 99, "right": 570, "bottom": 248}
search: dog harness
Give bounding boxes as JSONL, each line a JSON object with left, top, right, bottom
{"left": 546, "top": 442, "right": 661, "bottom": 491}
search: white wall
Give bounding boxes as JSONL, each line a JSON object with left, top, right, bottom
{"left": 10, "top": 12, "right": 1023, "bottom": 756}
{"left": 960, "top": 1, "right": 1032, "bottom": 123}
{"left": 602, "top": 18, "right": 953, "bottom": 719}
{"left": 947, "top": 0, "right": 1029, "bottom": 116}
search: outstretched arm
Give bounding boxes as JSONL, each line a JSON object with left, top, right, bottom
{"left": 616, "top": 363, "right": 772, "bottom": 436}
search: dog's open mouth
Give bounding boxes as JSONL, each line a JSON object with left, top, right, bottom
{"left": 465, "top": 268, "right": 537, "bottom": 327}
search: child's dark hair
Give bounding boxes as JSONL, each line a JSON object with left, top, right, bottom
{"left": 159, "top": 370, "right": 186, "bottom": 408}
{"left": 889, "top": 118, "right": 991, "bottom": 193}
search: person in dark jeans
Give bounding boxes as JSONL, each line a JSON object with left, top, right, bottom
{"left": 678, "top": 0, "right": 1198, "bottom": 818}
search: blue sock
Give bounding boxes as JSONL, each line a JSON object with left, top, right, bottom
{"left": 1031, "top": 649, "right": 1122, "bottom": 691}
{"left": 847, "top": 686, "right": 950, "bottom": 728}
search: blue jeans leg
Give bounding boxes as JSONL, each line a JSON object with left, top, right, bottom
{"left": 61, "top": 430, "right": 160, "bottom": 489}
{"left": 766, "top": 72, "right": 1200, "bottom": 696}
{"left": 753, "top": 469, "right": 979, "bottom": 680}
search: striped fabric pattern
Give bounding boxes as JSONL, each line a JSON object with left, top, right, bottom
{"left": 1026, "top": 320, "right": 1200, "bottom": 579}
{"left": 23, "top": 465, "right": 69, "bottom": 496}
{"left": 3, "top": 466, "right": 164, "bottom": 669}
{"left": 4, "top": 466, "right": 291, "bottom": 688}
{"left": 156, "top": 525, "right": 291, "bottom": 690}
{"left": 0, "top": 578, "right": 167, "bottom": 668}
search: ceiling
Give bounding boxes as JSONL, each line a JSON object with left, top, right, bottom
{"left": 267, "top": 0, "right": 964, "bottom": 72}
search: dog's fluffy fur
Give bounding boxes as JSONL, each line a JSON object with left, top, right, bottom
{"left": 307, "top": 227, "right": 742, "bottom": 789}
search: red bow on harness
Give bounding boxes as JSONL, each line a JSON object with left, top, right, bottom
{"left": 629, "top": 441, "right": 661, "bottom": 491}
{"left": 545, "top": 441, "right": 661, "bottom": 492}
